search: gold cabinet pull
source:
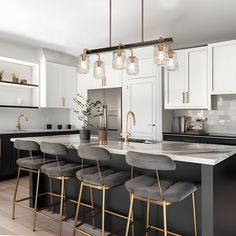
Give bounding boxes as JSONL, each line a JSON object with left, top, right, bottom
{"left": 61, "top": 96, "right": 65, "bottom": 107}
{"left": 185, "top": 92, "right": 189, "bottom": 103}
{"left": 182, "top": 92, "right": 185, "bottom": 103}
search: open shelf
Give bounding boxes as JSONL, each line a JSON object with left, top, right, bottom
{"left": 0, "top": 80, "right": 38, "bottom": 88}
{"left": 0, "top": 105, "right": 39, "bottom": 109}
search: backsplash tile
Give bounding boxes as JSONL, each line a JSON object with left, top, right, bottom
{"left": 174, "top": 95, "right": 236, "bottom": 134}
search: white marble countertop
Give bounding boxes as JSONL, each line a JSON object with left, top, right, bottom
{"left": 10, "top": 134, "right": 236, "bottom": 166}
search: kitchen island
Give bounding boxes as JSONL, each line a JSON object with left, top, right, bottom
{"left": 11, "top": 135, "right": 236, "bottom": 236}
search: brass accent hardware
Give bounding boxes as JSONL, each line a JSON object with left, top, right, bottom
{"left": 61, "top": 96, "right": 65, "bottom": 107}
{"left": 185, "top": 92, "right": 189, "bottom": 103}
{"left": 122, "top": 111, "right": 136, "bottom": 143}
{"left": 182, "top": 92, "right": 185, "bottom": 103}
{"left": 16, "top": 114, "right": 28, "bottom": 130}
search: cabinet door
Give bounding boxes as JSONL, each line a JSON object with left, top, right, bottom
{"left": 124, "top": 77, "right": 157, "bottom": 140}
{"left": 46, "top": 62, "right": 61, "bottom": 107}
{"left": 186, "top": 48, "right": 208, "bottom": 108}
{"left": 210, "top": 41, "right": 236, "bottom": 94}
{"left": 60, "top": 64, "right": 77, "bottom": 108}
{"left": 165, "top": 50, "right": 186, "bottom": 108}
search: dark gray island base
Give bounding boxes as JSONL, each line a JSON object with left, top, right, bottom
{"left": 28, "top": 150, "right": 236, "bottom": 236}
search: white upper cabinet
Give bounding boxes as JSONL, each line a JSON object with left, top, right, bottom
{"left": 41, "top": 62, "right": 77, "bottom": 108}
{"left": 187, "top": 48, "right": 208, "bottom": 108}
{"left": 165, "top": 50, "right": 186, "bottom": 107}
{"left": 209, "top": 40, "right": 236, "bottom": 94}
{"left": 165, "top": 47, "right": 208, "bottom": 109}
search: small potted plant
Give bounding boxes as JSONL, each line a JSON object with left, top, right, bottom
{"left": 74, "top": 94, "right": 102, "bottom": 141}
{"left": 0, "top": 69, "right": 4, "bottom": 81}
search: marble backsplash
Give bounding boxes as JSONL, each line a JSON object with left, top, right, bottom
{"left": 174, "top": 95, "right": 236, "bottom": 134}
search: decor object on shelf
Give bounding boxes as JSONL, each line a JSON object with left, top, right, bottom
{"left": 0, "top": 69, "right": 4, "bottom": 81}
{"left": 74, "top": 93, "right": 102, "bottom": 141}
{"left": 20, "top": 79, "right": 27, "bottom": 84}
{"left": 17, "top": 98, "right": 23, "bottom": 105}
{"left": 77, "top": 0, "right": 177, "bottom": 76}
{"left": 12, "top": 73, "right": 19, "bottom": 83}
{"left": 112, "top": 43, "right": 126, "bottom": 70}
{"left": 77, "top": 48, "right": 90, "bottom": 74}
{"left": 126, "top": 48, "right": 139, "bottom": 75}
{"left": 93, "top": 54, "right": 105, "bottom": 79}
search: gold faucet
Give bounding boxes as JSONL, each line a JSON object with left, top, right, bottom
{"left": 16, "top": 114, "right": 28, "bottom": 130}
{"left": 122, "top": 111, "right": 136, "bottom": 143}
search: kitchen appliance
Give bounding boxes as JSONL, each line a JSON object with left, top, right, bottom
{"left": 174, "top": 116, "right": 208, "bottom": 135}
{"left": 186, "top": 118, "right": 208, "bottom": 135}
{"left": 87, "top": 87, "right": 122, "bottom": 139}
{"left": 178, "top": 116, "right": 191, "bottom": 133}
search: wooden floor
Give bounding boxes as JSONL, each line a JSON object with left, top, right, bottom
{"left": 0, "top": 177, "right": 110, "bottom": 236}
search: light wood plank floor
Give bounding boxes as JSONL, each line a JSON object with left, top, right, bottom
{"left": 0, "top": 177, "right": 111, "bottom": 236}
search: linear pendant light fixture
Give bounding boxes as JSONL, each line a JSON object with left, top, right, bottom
{"left": 77, "top": 0, "right": 178, "bottom": 76}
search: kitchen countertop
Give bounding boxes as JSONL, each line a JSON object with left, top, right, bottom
{"left": 0, "top": 129, "right": 79, "bottom": 135}
{"left": 10, "top": 134, "right": 236, "bottom": 166}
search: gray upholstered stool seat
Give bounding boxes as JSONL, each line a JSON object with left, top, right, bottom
{"left": 125, "top": 175, "right": 197, "bottom": 202}
{"left": 16, "top": 156, "right": 54, "bottom": 170}
{"left": 76, "top": 166, "right": 130, "bottom": 188}
{"left": 41, "top": 161, "right": 83, "bottom": 177}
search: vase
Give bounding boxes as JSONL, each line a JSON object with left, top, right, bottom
{"left": 79, "top": 129, "right": 91, "bottom": 141}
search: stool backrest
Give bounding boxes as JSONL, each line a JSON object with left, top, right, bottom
{"left": 126, "top": 151, "right": 176, "bottom": 171}
{"left": 78, "top": 146, "right": 111, "bottom": 161}
{"left": 40, "top": 142, "right": 68, "bottom": 156}
{"left": 14, "top": 140, "right": 40, "bottom": 151}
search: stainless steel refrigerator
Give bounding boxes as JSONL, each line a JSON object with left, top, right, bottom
{"left": 87, "top": 87, "right": 122, "bottom": 139}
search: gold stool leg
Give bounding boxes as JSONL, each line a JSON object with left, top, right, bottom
{"left": 59, "top": 177, "right": 65, "bottom": 236}
{"left": 63, "top": 181, "right": 67, "bottom": 221}
{"left": 12, "top": 167, "right": 21, "bottom": 220}
{"left": 163, "top": 201, "right": 167, "bottom": 236}
{"left": 90, "top": 187, "right": 95, "bottom": 229}
{"left": 49, "top": 177, "right": 53, "bottom": 212}
{"left": 73, "top": 182, "right": 84, "bottom": 236}
{"left": 192, "top": 193, "right": 198, "bottom": 236}
{"left": 125, "top": 193, "right": 134, "bottom": 236}
{"left": 131, "top": 209, "right": 135, "bottom": 236}
{"left": 102, "top": 186, "right": 106, "bottom": 236}
{"left": 33, "top": 169, "right": 41, "bottom": 231}
{"left": 145, "top": 201, "right": 150, "bottom": 236}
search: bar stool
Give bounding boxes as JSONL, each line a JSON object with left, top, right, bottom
{"left": 12, "top": 140, "right": 55, "bottom": 230}
{"left": 73, "top": 146, "right": 132, "bottom": 236}
{"left": 125, "top": 151, "right": 198, "bottom": 236}
{"left": 34, "top": 142, "right": 82, "bottom": 236}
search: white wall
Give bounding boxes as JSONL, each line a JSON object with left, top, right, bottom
{"left": 0, "top": 107, "right": 70, "bottom": 130}
{"left": 0, "top": 38, "right": 73, "bottom": 130}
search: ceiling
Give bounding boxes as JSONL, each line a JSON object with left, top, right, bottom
{"left": 0, "top": 0, "right": 236, "bottom": 56}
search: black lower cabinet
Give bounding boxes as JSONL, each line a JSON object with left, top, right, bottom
{"left": 0, "top": 130, "right": 79, "bottom": 180}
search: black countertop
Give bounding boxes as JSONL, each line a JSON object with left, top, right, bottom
{"left": 163, "top": 132, "right": 236, "bottom": 139}
{"left": 0, "top": 129, "right": 80, "bottom": 136}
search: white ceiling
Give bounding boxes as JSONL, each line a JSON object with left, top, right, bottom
{"left": 0, "top": 0, "right": 236, "bottom": 56}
